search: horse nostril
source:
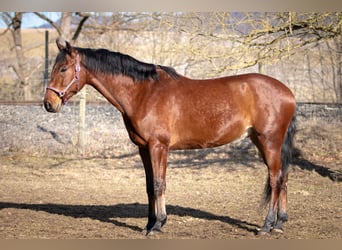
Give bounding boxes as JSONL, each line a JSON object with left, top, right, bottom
{"left": 44, "top": 101, "right": 54, "bottom": 112}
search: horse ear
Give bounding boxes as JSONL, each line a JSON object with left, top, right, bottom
{"left": 65, "top": 41, "right": 77, "bottom": 57}
{"left": 65, "top": 41, "right": 72, "bottom": 54}
{"left": 56, "top": 39, "right": 76, "bottom": 57}
{"left": 56, "top": 38, "right": 65, "bottom": 51}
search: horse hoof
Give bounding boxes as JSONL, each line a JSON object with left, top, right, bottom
{"left": 257, "top": 231, "right": 271, "bottom": 236}
{"left": 257, "top": 228, "right": 271, "bottom": 236}
{"left": 272, "top": 228, "right": 284, "bottom": 234}
{"left": 142, "top": 228, "right": 164, "bottom": 237}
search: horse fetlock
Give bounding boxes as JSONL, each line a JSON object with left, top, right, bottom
{"left": 159, "top": 213, "right": 167, "bottom": 227}
{"left": 272, "top": 211, "right": 288, "bottom": 233}
{"left": 145, "top": 214, "right": 167, "bottom": 230}
{"left": 258, "top": 209, "right": 276, "bottom": 234}
{"left": 144, "top": 220, "right": 167, "bottom": 236}
{"left": 277, "top": 211, "right": 288, "bottom": 222}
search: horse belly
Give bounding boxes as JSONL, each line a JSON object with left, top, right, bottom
{"left": 169, "top": 117, "right": 251, "bottom": 150}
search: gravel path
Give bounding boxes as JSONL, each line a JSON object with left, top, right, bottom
{"left": 0, "top": 103, "right": 134, "bottom": 157}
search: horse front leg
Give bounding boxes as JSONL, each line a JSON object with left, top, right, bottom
{"left": 148, "top": 139, "right": 169, "bottom": 234}
{"left": 139, "top": 147, "right": 156, "bottom": 234}
{"left": 139, "top": 139, "right": 169, "bottom": 236}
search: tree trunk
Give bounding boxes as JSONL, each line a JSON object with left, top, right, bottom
{"left": 78, "top": 88, "right": 86, "bottom": 153}
{"left": 60, "top": 12, "right": 72, "bottom": 41}
{"left": 336, "top": 36, "right": 342, "bottom": 103}
{"left": 11, "top": 12, "right": 30, "bottom": 100}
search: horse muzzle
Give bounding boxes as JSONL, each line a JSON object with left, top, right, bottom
{"left": 43, "top": 90, "right": 63, "bottom": 113}
{"left": 44, "top": 100, "right": 61, "bottom": 113}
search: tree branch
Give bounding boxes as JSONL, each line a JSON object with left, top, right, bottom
{"left": 0, "top": 26, "right": 10, "bottom": 36}
{"left": 33, "top": 12, "right": 62, "bottom": 35}
{"left": 71, "top": 12, "right": 90, "bottom": 42}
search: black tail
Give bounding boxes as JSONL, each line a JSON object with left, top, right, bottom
{"left": 262, "top": 113, "right": 297, "bottom": 207}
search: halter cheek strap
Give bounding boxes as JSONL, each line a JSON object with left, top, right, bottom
{"left": 46, "top": 54, "right": 81, "bottom": 104}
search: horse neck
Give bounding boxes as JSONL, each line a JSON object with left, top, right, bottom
{"left": 87, "top": 72, "right": 138, "bottom": 115}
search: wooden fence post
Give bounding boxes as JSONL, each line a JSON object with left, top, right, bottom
{"left": 44, "top": 30, "right": 49, "bottom": 89}
{"left": 78, "top": 88, "right": 86, "bottom": 153}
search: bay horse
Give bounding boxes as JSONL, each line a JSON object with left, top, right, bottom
{"left": 44, "top": 40, "right": 296, "bottom": 236}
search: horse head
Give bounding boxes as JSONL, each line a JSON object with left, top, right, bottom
{"left": 44, "top": 39, "right": 84, "bottom": 112}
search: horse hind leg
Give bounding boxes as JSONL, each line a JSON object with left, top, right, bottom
{"left": 258, "top": 172, "right": 289, "bottom": 235}
{"left": 272, "top": 173, "right": 289, "bottom": 234}
{"left": 273, "top": 115, "right": 296, "bottom": 233}
{"left": 261, "top": 149, "right": 284, "bottom": 235}
{"left": 250, "top": 131, "right": 286, "bottom": 235}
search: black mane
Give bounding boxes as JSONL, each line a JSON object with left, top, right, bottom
{"left": 57, "top": 47, "right": 179, "bottom": 82}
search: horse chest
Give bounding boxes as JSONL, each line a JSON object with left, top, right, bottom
{"left": 122, "top": 115, "right": 148, "bottom": 147}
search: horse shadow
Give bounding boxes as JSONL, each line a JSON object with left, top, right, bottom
{"left": 112, "top": 142, "right": 341, "bottom": 182}
{"left": 0, "top": 202, "right": 259, "bottom": 235}
{"left": 39, "top": 129, "right": 340, "bottom": 182}
{"left": 293, "top": 157, "right": 342, "bottom": 182}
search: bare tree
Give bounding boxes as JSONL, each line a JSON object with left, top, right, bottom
{"left": 165, "top": 12, "right": 341, "bottom": 73}
{"left": 1, "top": 12, "right": 31, "bottom": 100}
{"left": 33, "top": 12, "right": 90, "bottom": 43}
{"left": 1, "top": 12, "right": 340, "bottom": 102}
{"left": 328, "top": 36, "right": 342, "bottom": 103}
{"left": 0, "top": 12, "right": 90, "bottom": 101}
{"left": 150, "top": 12, "right": 341, "bottom": 102}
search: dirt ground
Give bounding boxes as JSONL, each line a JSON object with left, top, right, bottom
{"left": 0, "top": 115, "right": 341, "bottom": 239}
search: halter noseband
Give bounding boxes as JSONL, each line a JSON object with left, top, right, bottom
{"left": 46, "top": 54, "right": 81, "bottom": 104}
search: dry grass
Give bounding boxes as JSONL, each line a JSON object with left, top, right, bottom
{"left": 0, "top": 29, "right": 58, "bottom": 58}
{"left": 296, "top": 119, "right": 342, "bottom": 171}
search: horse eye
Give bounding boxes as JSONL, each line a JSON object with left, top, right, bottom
{"left": 60, "top": 67, "right": 67, "bottom": 73}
